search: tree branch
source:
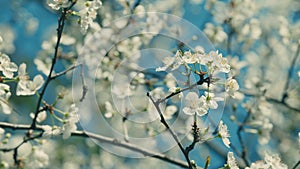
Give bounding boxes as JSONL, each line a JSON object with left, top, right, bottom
{"left": 146, "top": 74, "right": 209, "bottom": 169}
{"left": 0, "top": 130, "right": 43, "bottom": 166}
{"left": 31, "top": 2, "right": 77, "bottom": 129}
{"left": 50, "top": 64, "right": 80, "bottom": 80}
{"left": 292, "top": 160, "right": 300, "bottom": 169}
{"left": 281, "top": 44, "right": 300, "bottom": 102}
{"left": 147, "top": 93, "right": 193, "bottom": 169}
{"left": 240, "top": 89, "right": 300, "bottom": 112}
{"left": 237, "top": 111, "right": 251, "bottom": 166}
{"left": 160, "top": 74, "right": 208, "bottom": 103}
{"left": 0, "top": 122, "right": 189, "bottom": 168}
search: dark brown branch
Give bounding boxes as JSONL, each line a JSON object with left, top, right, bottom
{"left": 237, "top": 111, "right": 251, "bottom": 166}
{"left": 292, "top": 160, "right": 300, "bottom": 169}
{"left": 185, "top": 118, "right": 200, "bottom": 156}
{"left": 160, "top": 74, "right": 208, "bottom": 103}
{"left": 31, "top": 2, "right": 77, "bottom": 129}
{"left": 146, "top": 74, "right": 209, "bottom": 169}
{"left": 0, "top": 122, "right": 189, "bottom": 168}
{"left": 0, "top": 131, "right": 43, "bottom": 166}
{"left": 147, "top": 93, "right": 192, "bottom": 169}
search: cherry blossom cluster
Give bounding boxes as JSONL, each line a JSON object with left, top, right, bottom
{"left": 154, "top": 48, "right": 239, "bottom": 149}
{"left": 47, "top": 0, "right": 102, "bottom": 34}
{"left": 224, "top": 151, "right": 288, "bottom": 169}
{"left": 0, "top": 51, "right": 44, "bottom": 114}
{"left": 0, "top": 0, "right": 298, "bottom": 168}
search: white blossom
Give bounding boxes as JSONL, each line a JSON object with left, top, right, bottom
{"left": 156, "top": 51, "right": 184, "bottom": 72}
{"left": 34, "top": 57, "right": 52, "bottom": 75}
{"left": 134, "top": 5, "right": 146, "bottom": 18}
{"left": 47, "top": 0, "right": 70, "bottom": 10}
{"left": 30, "top": 111, "right": 47, "bottom": 123}
{"left": 16, "top": 63, "right": 44, "bottom": 96}
{"left": 0, "top": 161, "right": 9, "bottom": 169}
{"left": 17, "top": 63, "right": 30, "bottom": 81}
{"left": 79, "top": 0, "right": 102, "bottom": 34}
{"left": 0, "top": 127, "right": 4, "bottom": 135}
{"left": 26, "top": 17, "right": 39, "bottom": 35}
{"left": 0, "top": 26, "right": 15, "bottom": 53}
{"left": 200, "top": 50, "right": 230, "bottom": 74}
{"left": 258, "top": 119, "right": 273, "bottom": 145}
{"left": 183, "top": 92, "right": 209, "bottom": 116}
{"left": 208, "top": 50, "right": 230, "bottom": 73}
{"left": 182, "top": 51, "right": 200, "bottom": 64}
{"left": 0, "top": 53, "right": 18, "bottom": 78}
{"left": 245, "top": 160, "right": 267, "bottom": 169}
{"left": 17, "top": 75, "right": 44, "bottom": 96}
{"left": 62, "top": 104, "right": 79, "bottom": 139}
{"left": 0, "top": 83, "right": 11, "bottom": 100}
{"left": 226, "top": 152, "right": 239, "bottom": 169}
{"left": 156, "top": 56, "right": 176, "bottom": 71}
{"left": 218, "top": 120, "right": 230, "bottom": 148}
{"left": 238, "top": 19, "right": 262, "bottom": 42}
{"left": 112, "top": 83, "right": 132, "bottom": 99}
{"left": 104, "top": 101, "right": 115, "bottom": 118}
{"left": 204, "top": 23, "right": 228, "bottom": 44}
{"left": 156, "top": 50, "right": 229, "bottom": 75}
{"left": 117, "top": 37, "right": 142, "bottom": 58}
{"left": 163, "top": 105, "right": 177, "bottom": 120}
{"left": 246, "top": 153, "right": 287, "bottom": 169}
{"left": 247, "top": 107, "right": 273, "bottom": 145}
{"left": 226, "top": 77, "right": 240, "bottom": 98}
{"left": 0, "top": 83, "right": 12, "bottom": 114}
{"left": 204, "top": 91, "right": 224, "bottom": 109}
{"left": 42, "top": 125, "right": 62, "bottom": 138}
{"left": 27, "top": 148, "right": 49, "bottom": 169}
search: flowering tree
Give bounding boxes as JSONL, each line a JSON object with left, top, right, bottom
{"left": 0, "top": 0, "right": 299, "bottom": 168}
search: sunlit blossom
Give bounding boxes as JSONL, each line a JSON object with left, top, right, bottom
{"left": 225, "top": 77, "right": 239, "bottom": 98}
{"left": 16, "top": 63, "right": 44, "bottom": 96}
{"left": 225, "top": 152, "right": 239, "bottom": 169}
{"left": 183, "top": 92, "right": 209, "bottom": 116}
{"left": 218, "top": 120, "right": 230, "bottom": 148}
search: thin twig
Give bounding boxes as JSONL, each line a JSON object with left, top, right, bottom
{"left": 51, "top": 64, "right": 81, "bottom": 80}
{"left": 281, "top": 44, "right": 300, "bottom": 102}
{"left": 146, "top": 74, "right": 209, "bottom": 169}
{"left": 31, "top": 2, "right": 76, "bottom": 129}
{"left": 0, "top": 122, "right": 189, "bottom": 168}
{"left": 185, "top": 116, "right": 200, "bottom": 156}
{"left": 79, "top": 64, "right": 88, "bottom": 102}
{"left": 147, "top": 92, "right": 192, "bottom": 168}
{"left": 73, "top": 130, "right": 189, "bottom": 168}
{"left": 237, "top": 111, "right": 251, "bottom": 166}
{"left": 240, "top": 89, "right": 300, "bottom": 112}
{"left": 0, "top": 131, "right": 43, "bottom": 166}
{"left": 292, "top": 160, "right": 300, "bottom": 169}
{"left": 160, "top": 74, "right": 208, "bottom": 103}
{"left": 50, "top": 63, "right": 87, "bottom": 102}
